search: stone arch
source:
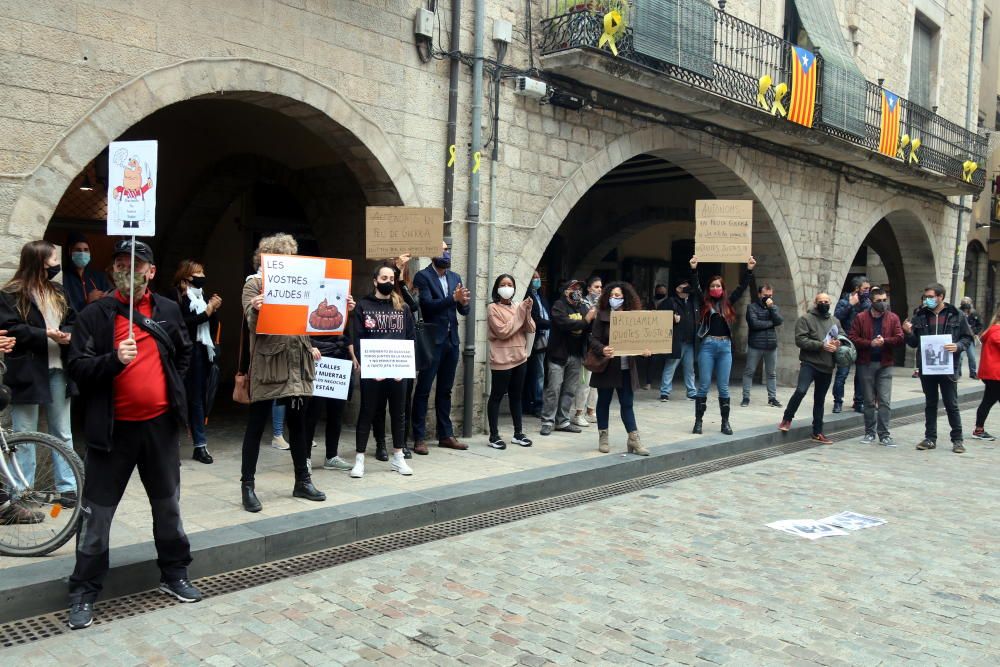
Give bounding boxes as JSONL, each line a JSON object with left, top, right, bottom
{"left": 7, "top": 57, "right": 420, "bottom": 240}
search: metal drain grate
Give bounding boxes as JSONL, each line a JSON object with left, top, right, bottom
{"left": 0, "top": 399, "right": 974, "bottom": 648}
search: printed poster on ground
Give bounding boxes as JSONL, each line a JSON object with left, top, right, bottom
{"left": 258, "top": 254, "right": 352, "bottom": 336}
{"left": 107, "top": 140, "right": 158, "bottom": 237}
{"left": 695, "top": 199, "right": 753, "bottom": 263}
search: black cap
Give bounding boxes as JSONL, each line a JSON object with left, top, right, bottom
{"left": 112, "top": 239, "right": 154, "bottom": 264}
{"left": 561, "top": 278, "right": 583, "bottom": 292}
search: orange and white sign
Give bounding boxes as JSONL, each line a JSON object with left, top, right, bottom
{"left": 257, "top": 254, "right": 352, "bottom": 336}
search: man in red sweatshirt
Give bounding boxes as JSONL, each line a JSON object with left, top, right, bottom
{"left": 848, "top": 287, "right": 904, "bottom": 446}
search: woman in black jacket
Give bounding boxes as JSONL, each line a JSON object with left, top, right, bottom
{"left": 171, "top": 260, "right": 221, "bottom": 465}
{"left": 588, "top": 282, "right": 650, "bottom": 456}
{"left": 306, "top": 295, "right": 358, "bottom": 471}
{"left": 0, "top": 240, "right": 78, "bottom": 509}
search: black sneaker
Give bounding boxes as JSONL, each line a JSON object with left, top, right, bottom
{"left": 375, "top": 444, "right": 389, "bottom": 462}
{"left": 159, "top": 578, "right": 203, "bottom": 603}
{"left": 555, "top": 421, "right": 582, "bottom": 434}
{"left": 916, "top": 439, "right": 937, "bottom": 450}
{"left": 740, "top": 397, "right": 750, "bottom": 407}
{"left": 971, "top": 428, "right": 996, "bottom": 441}
{"left": 512, "top": 433, "right": 533, "bottom": 447}
{"left": 952, "top": 440, "right": 966, "bottom": 454}
{"left": 659, "top": 394, "right": 669, "bottom": 402}
{"left": 488, "top": 438, "right": 507, "bottom": 450}
{"left": 192, "top": 446, "right": 213, "bottom": 464}
{"left": 768, "top": 398, "right": 783, "bottom": 408}
{"left": 67, "top": 602, "right": 94, "bottom": 630}
{"left": 832, "top": 402, "right": 843, "bottom": 414}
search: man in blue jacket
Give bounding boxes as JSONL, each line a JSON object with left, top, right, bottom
{"left": 833, "top": 275, "right": 871, "bottom": 413}
{"left": 411, "top": 242, "right": 471, "bottom": 455}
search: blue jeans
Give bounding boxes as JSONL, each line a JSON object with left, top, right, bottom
{"left": 272, "top": 402, "right": 285, "bottom": 438}
{"left": 696, "top": 337, "right": 733, "bottom": 399}
{"left": 186, "top": 345, "right": 208, "bottom": 446}
{"left": 660, "top": 342, "right": 696, "bottom": 397}
{"left": 522, "top": 351, "right": 546, "bottom": 414}
{"left": 596, "top": 371, "right": 637, "bottom": 432}
{"left": 832, "top": 364, "right": 862, "bottom": 405}
{"left": 412, "top": 339, "right": 460, "bottom": 441}
{"left": 10, "top": 368, "right": 77, "bottom": 492}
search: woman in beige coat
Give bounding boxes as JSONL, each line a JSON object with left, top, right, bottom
{"left": 486, "top": 273, "right": 535, "bottom": 449}
{"left": 240, "top": 233, "right": 324, "bottom": 512}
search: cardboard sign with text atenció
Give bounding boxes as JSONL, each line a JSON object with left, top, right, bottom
{"left": 695, "top": 199, "right": 753, "bottom": 263}
{"left": 313, "top": 357, "right": 353, "bottom": 400}
{"left": 609, "top": 310, "right": 674, "bottom": 356}
{"left": 360, "top": 339, "right": 416, "bottom": 379}
{"left": 257, "top": 254, "right": 352, "bottom": 336}
{"left": 365, "top": 207, "right": 443, "bottom": 259}
{"left": 107, "top": 140, "right": 158, "bottom": 236}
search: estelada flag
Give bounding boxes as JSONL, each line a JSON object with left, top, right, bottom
{"left": 878, "top": 89, "right": 901, "bottom": 157}
{"left": 788, "top": 45, "right": 817, "bottom": 128}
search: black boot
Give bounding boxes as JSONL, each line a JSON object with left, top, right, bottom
{"left": 720, "top": 397, "right": 733, "bottom": 435}
{"left": 692, "top": 397, "right": 707, "bottom": 434}
{"left": 375, "top": 441, "right": 389, "bottom": 462}
{"left": 402, "top": 445, "right": 413, "bottom": 460}
{"left": 292, "top": 476, "right": 326, "bottom": 502}
{"left": 241, "top": 482, "right": 262, "bottom": 513}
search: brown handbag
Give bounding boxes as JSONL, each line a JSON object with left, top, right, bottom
{"left": 583, "top": 347, "right": 610, "bottom": 373}
{"left": 233, "top": 314, "right": 251, "bottom": 405}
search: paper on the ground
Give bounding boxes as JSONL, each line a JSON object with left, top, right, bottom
{"left": 766, "top": 519, "right": 849, "bottom": 540}
{"left": 817, "top": 511, "right": 886, "bottom": 531}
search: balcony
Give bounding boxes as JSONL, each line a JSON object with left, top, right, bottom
{"left": 537, "top": 1, "right": 986, "bottom": 196}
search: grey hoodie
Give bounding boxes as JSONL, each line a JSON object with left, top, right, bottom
{"left": 794, "top": 306, "right": 841, "bottom": 374}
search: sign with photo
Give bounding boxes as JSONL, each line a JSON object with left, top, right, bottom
{"left": 920, "top": 334, "right": 954, "bottom": 375}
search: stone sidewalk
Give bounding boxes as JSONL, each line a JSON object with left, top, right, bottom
{"left": 0, "top": 369, "right": 983, "bottom": 571}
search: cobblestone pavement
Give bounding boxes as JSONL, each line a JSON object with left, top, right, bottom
{"left": 8, "top": 405, "right": 999, "bottom": 666}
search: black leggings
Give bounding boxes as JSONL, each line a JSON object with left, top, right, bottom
{"left": 487, "top": 363, "right": 527, "bottom": 439}
{"left": 356, "top": 379, "right": 406, "bottom": 454}
{"left": 306, "top": 396, "right": 348, "bottom": 459}
{"left": 976, "top": 379, "right": 1000, "bottom": 428}
{"left": 241, "top": 397, "right": 311, "bottom": 482}
{"left": 373, "top": 378, "right": 413, "bottom": 446}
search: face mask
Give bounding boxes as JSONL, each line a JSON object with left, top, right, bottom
{"left": 872, "top": 301, "right": 888, "bottom": 313}
{"left": 46, "top": 265, "right": 61, "bottom": 280}
{"left": 708, "top": 287, "right": 724, "bottom": 298}
{"left": 860, "top": 290, "right": 870, "bottom": 298}
{"left": 189, "top": 276, "right": 206, "bottom": 289}
{"left": 761, "top": 296, "right": 772, "bottom": 306}
{"left": 531, "top": 278, "right": 541, "bottom": 290}
{"left": 113, "top": 269, "right": 147, "bottom": 300}
{"left": 655, "top": 292, "right": 667, "bottom": 301}
{"left": 497, "top": 286, "right": 515, "bottom": 300}
{"left": 71, "top": 252, "right": 90, "bottom": 269}
{"left": 816, "top": 302, "right": 830, "bottom": 315}
{"left": 433, "top": 251, "right": 451, "bottom": 270}
{"left": 923, "top": 297, "right": 938, "bottom": 309}
{"left": 376, "top": 281, "right": 395, "bottom": 296}
{"left": 569, "top": 289, "right": 582, "bottom": 303}
{"left": 609, "top": 297, "right": 624, "bottom": 310}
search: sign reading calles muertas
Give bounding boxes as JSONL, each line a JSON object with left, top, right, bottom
{"left": 695, "top": 199, "right": 753, "bottom": 263}
{"left": 609, "top": 310, "right": 674, "bottom": 356}
{"left": 365, "top": 207, "right": 443, "bottom": 259}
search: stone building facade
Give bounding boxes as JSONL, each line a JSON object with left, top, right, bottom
{"left": 0, "top": 0, "right": 990, "bottom": 433}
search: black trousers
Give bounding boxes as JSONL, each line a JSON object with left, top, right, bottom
{"left": 69, "top": 414, "right": 191, "bottom": 603}
{"left": 487, "top": 363, "right": 527, "bottom": 439}
{"left": 307, "top": 395, "right": 348, "bottom": 459}
{"left": 356, "top": 379, "right": 405, "bottom": 453}
{"left": 782, "top": 364, "right": 833, "bottom": 435}
{"left": 976, "top": 379, "right": 1000, "bottom": 428}
{"left": 373, "top": 379, "right": 413, "bottom": 446}
{"left": 920, "top": 375, "right": 962, "bottom": 441}
{"left": 241, "top": 397, "right": 311, "bottom": 482}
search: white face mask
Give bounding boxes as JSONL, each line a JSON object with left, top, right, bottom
{"left": 497, "top": 286, "right": 515, "bottom": 300}
{"left": 609, "top": 296, "right": 624, "bottom": 310}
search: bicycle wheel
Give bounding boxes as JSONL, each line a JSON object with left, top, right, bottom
{"left": 0, "top": 431, "right": 85, "bottom": 557}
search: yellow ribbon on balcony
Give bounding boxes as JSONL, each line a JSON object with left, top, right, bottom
{"left": 962, "top": 160, "right": 978, "bottom": 183}
{"left": 771, "top": 82, "right": 788, "bottom": 117}
{"left": 897, "top": 134, "right": 910, "bottom": 159}
{"left": 757, "top": 75, "right": 772, "bottom": 110}
{"left": 908, "top": 137, "right": 921, "bottom": 165}
{"left": 598, "top": 10, "right": 624, "bottom": 56}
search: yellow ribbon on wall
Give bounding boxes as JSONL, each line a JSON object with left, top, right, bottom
{"left": 473, "top": 151, "right": 481, "bottom": 174}
{"left": 447, "top": 144, "right": 456, "bottom": 168}
{"left": 757, "top": 75, "right": 772, "bottom": 110}
{"left": 598, "top": 10, "right": 624, "bottom": 56}
{"left": 897, "top": 134, "right": 910, "bottom": 159}
{"left": 962, "top": 160, "right": 978, "bottom": 183}
{"left": 771, "top": 83, "right": 788, "bottom": 117}
{"left": 908, "top": 137, "right": 921, "bottom": 165}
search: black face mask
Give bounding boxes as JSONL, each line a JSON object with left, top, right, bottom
{"left": 816, "top": 303, "right": 830, "bottom": 315}
{"left": 189, "top": 276, "right": 207, "bottom": 289}
{"left": 46, "top": 265, "right": 61, "bottom": 281}
{"left": 655, "top": 292, "right": 668, "bottom": 301}
{"left": 433, "top": 258, "right": 450, "bottom": 270}
{"left": 376, "top": 281, "right": 395, "bottom": 296}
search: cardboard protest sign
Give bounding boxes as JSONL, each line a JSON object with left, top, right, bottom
{"left": 609, "top": 310, "right": 674, "bottom": 356}
{"left": 257, "top": 254, "right": 352, "bottom": 336}
{"left": 313, "top": 357, "right": 353, "bottom": 400}
{"left": 695, "top": 200, "right": 753, "bottom": 263}
{"left": 107, "top": 140, "right": 158, "bottom": 236}
{"left": 359, "top": 339, "right": 416, "bottom": 379}
{"left": 365, "top": 207, "right": 443, "bottom": 259}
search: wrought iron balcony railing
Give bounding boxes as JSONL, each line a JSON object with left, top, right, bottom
{"left": 538, "top": 1, "right": 987, "bottom": 190}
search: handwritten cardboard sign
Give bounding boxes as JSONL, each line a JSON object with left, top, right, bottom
{"left": 609, "top": 310, "right": 674, "bottom": 355}
{"left": 258, "top": 254, "right": 352, "bottom": 336}
{"left": 695, "top": 200, "right": 753, "bottom": 263}
{"left": 365, "top": 207, "right": 443, "bottom": 259}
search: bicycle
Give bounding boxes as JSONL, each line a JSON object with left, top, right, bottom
{"left": 0, "top": 361, "right": 86, "bottom": 557}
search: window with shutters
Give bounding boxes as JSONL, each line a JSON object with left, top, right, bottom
{"left": 908, "top": 17, "right": 938, "bottom": 110}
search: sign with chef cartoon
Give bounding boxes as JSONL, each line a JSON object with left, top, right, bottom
{"left": 257, "top": 254, "right": 352, "bottom": 336}
{"left": 107, "top": 140, "right": 157, "bottom": 236}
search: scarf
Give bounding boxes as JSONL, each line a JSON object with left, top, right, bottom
{"left": 186, "top": 286, "right": 215, "bottom": 361}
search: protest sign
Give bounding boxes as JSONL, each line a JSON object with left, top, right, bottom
{"left": 766, "top": 519, "right": 849, "bottom": 540}
{"left": 920, "top": 334, "right": 953, "bottom": 375}
{"left": 360, "top": 339, "right": 416, "bottom": 379}
{"left": 817, "top": 512, "right": 886, "bottom": 531}
{"left": 609, "top": 310, "right": 674, "bottom": 355}
{"left": 257, "top": 254, "right": 352, "bottom": 336}
{"left": 365, "top": 207, "right": 443, "bottom": 259}
{"left": 313, "top": 357, "right": 353, "bottom": 400}
{"left": 695, "top": 199, "right": 753, "bottom": 263}
{"left": 107, "top": 140, "right": 158, "bottom": 237}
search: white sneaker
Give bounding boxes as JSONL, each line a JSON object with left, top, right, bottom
{"left": 390, "top": 452, "right": 413, "bottom": 476}
{"left": 271, "top": 435, "right": 290, "bottom": 450}
{"left": 349, "top": 454, "right": 365, "bottom": 479}
{"left": 572, "top": 414, "right": 590, "bottom": 428}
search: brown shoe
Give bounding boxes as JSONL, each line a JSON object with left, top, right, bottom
{"left": 413, "top": 441, "right": 429, "bottom": 456}
{"left": 438, "top": 436, "right": 468, "bottom": 450}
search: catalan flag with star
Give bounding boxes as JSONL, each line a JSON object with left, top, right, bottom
{"left": 788, "top": 45, "right": 817, "bottom": 127}
{"left": 878, "top": 89, "right": 901, "bottom": 157}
